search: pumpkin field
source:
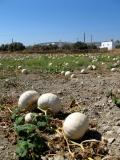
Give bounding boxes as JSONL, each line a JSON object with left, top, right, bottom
{"left": 0, "top": 52, "right": 120, "bottom": 160}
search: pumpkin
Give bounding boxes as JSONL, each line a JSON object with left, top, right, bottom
{"left": 61, "top": 71, "right": 65, "bottom": 75}
{"left": 21, "top": 69, "right": 28, "bottom": 74}
{"left": 65, "top": 71, "right": 71, "bottom": 78}
{"left": 63, "top": 112, "right": 89, "bottom": 140}
{"left": 65, "top": 62, "right": 69, "bottom": 66}
{"left": 91, "top": 65, "right": 96, "bottom": 70}
{"left": 80, "top": 69, "right": 86, "bottom": 74}
{"left": 18, "top": 66, "right": 22, "bottom": 70}
{"left": 111, "top": 68, "right": 116, "bottom": 72}
{"left": 87, "top": 65, "right": 92, "bottom": 70}
{"left": 18, "top": 90, "right": 39, "bottom": 111}
{"left": 25, "top": 112, "right": 37, "bottom": 123}
{"left": 70, "top": 74, "right": 76, "bottom": 78}
{"left": 49, "top": 62, "right": 53, "bottom": 66}
{"left": 25, "top": 112, "right": 33, "bottom": 123}
{"left": 87, "top": 65, "right": 96, "bottom": 70}
{"left": 37, "top": 93, "right": 62, "bottom": 113}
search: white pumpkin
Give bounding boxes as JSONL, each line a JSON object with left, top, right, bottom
{"left": 117, "top": 60, "right": 120, "bottom": 64}
{"left": 97, "top": 75, "right": 101, "bottom": 78}
{"left": 37, "top": 93, "right": 62, "bottom": 113}
{"left": 75, "top": 61, "right": 79, "bottom": 64}
{"left": 61, "top": 71, "right": 65, "bottom": 75}
{"left": 63, "top": 112, "right": 89, "bottom": 140}
{"left": 70, "top": 74, "right": 76, "bottom": 78}
{"left": 87, "top": 65, "right": 92, "bottom": 70}
{"left": 91, "top": 65, "right": 96, "bottom": 70}
{"left": 49, "top": 62, "right": 53, "bottom": 66}
{"left": 113, "top": 63, "right": 118, "bottom": 67}
{"left": 25, "top": 112, "right": 33, "bottom": 123}
{"left": 5, "top": 78, "right": 10, "bottom": 82}
{"left": 18, "top": 65, "right": 22, "bottom": 70}
{"left": 25, "top": 112, "right": 37, "bottom": 123}
{"left": 21, "top": 69, "right": 28, "bottom": 74}
{"left": 65, "top": 71, "right": 71, "bottom": 78}
{"left": 18, "top": 90, "right": 39, "bottom": 111}
{"left": 80, "top": 69, "right": 86, "bottom": 74}
{"left": 65, "top": 62, "right": 69, "bottom": 66}
{"left": 111, "top": 68, "right": 116, "bottom": 72}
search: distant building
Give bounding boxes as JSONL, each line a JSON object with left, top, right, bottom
{"left": 99, "top": 41, "right": 115, "bottom": 50}
{"left": 40, "top": 41, "right": 73, "bottom": 48}
{"left": 94, "top": 42, "right": 101, "bottom": 48}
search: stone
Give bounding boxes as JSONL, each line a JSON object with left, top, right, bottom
{"left": 41, "top": 156, "right": 47, "bottom": 160}
{"left": 116, "top": 128, "right": 120, "bottom": 134}
{"left": 57, "top": 90, "right": 63, "bottom": 95}
{"left": 54, "top": 155, "right": 65, "bottom": 160}
{"left": 105, "top": 130, "right": 114, "bottom": 135}
{"left": 102, "top": 125, "right": 110, "bottom": 132}
{"left": 48, "top": 158, "right": 54, "bottom": 160}
{"left": 108, "top": 138, "right": 115, "bottom": 144}
{"left": 108, "top": 99, "right": 112, "bottom": 103}
{"left": 0, "top": 146, "right": 5, "bottom": 150}
{"left": 113, "top": 126, "right": 120, "bottom": 133}
{"left": 116, "top": 121, "right": 120, "bottom": 126}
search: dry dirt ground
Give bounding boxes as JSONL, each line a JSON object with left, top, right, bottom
{"left": 0, "top": 69, "right": 120, "bottom": 159}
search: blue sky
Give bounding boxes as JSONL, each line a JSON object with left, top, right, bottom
{"left": 0, "top": 0, "right": 120, "bottom": 45}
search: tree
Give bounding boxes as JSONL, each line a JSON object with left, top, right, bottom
{"left": 62, "top": 44, "right": 72, "bottom": 50}
{"left": 9, "top": 42, "right": 25, "bottom": 51}
{"left": 73, "top": 41, "right": 88, "bottom": 50}
{"left": 0, "top": 42, "right": 25, "bottom": 52}
{"left": 115, "top": 40, "right": 120, "bottom": 48}
{"left": 87, "top": 44, "right": 97, "bottom": 49}
{"left": 0, "top": 44, "right": 9, "bottom": 51}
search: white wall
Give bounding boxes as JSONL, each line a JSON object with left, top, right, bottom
{"left": 100, "top": 41, "right": 114, "bottom": 50}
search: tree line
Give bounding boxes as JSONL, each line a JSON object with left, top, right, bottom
{"left": 26, "top": 41, "right": 98, "bottom": 53}
{"left": 0, "top": 41, "right": 99, "bottom": 53}
{"left": 115, "top": 40, "right": 120, "bottom": 48}
{"left": 0, "top": 42, "right": 25, "bottom": 52}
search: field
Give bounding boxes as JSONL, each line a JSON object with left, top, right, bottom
{"left": 0, "top": 52, "right": 120, "bottom": 160}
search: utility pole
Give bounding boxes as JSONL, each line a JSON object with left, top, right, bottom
{"left": 83, "top": 32, "right": 86, "bottom": 43}
{"left": 91, "top": 34, "right": 93, "bottom": 43}
{"left": 12, "top": 38, "right": 13, "bottom": 43}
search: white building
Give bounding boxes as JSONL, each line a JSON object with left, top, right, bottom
{"left": 100, "top": 41, "right": 114, "bottom": 50}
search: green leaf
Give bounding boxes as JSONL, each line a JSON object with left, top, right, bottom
{"left": 115, "top": 98, "right": 120, "bottom": 106}
{"left": 14, "top": 124, "right": 36, "bottom": 136}
{"left": 112, "top": 95, "right": 120, "bottom": 107}
{"left": 37, "top": 121, "right": 47, "bottom": 129}
{"left": 11, "top": 108, "right": 20, "bottom": 121}
{"left": 15, "top": 116, "right": 24, "bottom": 125}
{"left": 16, "top": 140, "right": 36, "bottom": 158}
{"left": 16, "top": 140, "right": 29, "bottom": 157}
{"left": 14, "top": 114, "right": 50, "bottom": 159}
